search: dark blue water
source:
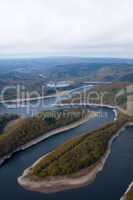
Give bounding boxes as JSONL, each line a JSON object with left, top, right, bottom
{"left": 0, "top": 107, "right": 133, "bottom": 200}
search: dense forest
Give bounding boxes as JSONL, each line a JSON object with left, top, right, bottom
{"left": 30, "top": 113, "right": 128, "bottom": 177}
{"left": 0, "top": 113, "right": 19, "bottom": 133}
{"left": 0, "top": 108, "right": 87, "bottom": 159}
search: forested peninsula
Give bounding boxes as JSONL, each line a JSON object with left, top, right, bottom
{"left": 18, "top": 113, "right": 132, "bottom": 193}
{"left": 0, "top": 108, "right": 93, "bottom": 165}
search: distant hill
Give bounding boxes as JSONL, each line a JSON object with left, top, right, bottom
{"left": 0, "top": 57, "right": 132, "bottom": 100}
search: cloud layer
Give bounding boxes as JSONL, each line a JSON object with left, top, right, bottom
{"left": 0, "top": 0, "right": 133, "bottom": 57}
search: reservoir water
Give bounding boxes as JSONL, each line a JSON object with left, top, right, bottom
{"left": 0, "top": 102, "right": 133, "bottom": 200}
{"left": 0, "top": 85, "right": 93, "bottom": 117}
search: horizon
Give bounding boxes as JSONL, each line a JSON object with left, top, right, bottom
{"left": 1, "top": 55, "right": 133, "bottom": 61}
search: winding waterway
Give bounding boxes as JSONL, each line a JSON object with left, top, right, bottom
{"left": 0, "top": 84, "right": 92, "bottom": 117}
{"left": 0, "top": 102, "right": 133, "bottom": 199}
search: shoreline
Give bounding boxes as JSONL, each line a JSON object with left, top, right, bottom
{"left": 18, "top": 121, "right": 131, "bottom": 194}
{"left": 0, "top": 111, "right": 97, "bottom": 166}
{"left": 120, "top": 182, "right": 133, "bottom": 200}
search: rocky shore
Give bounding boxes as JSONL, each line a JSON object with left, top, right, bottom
{"left": 120, "top": 182, "right": 133, "bottom": 200}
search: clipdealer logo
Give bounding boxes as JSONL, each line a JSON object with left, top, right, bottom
{"left": 115, "top": 84, "right": 133, "bottom": 116}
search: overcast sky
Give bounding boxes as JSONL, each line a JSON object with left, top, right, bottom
{"left": 0, "top": 0, "right": 133, "bottom": 58}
